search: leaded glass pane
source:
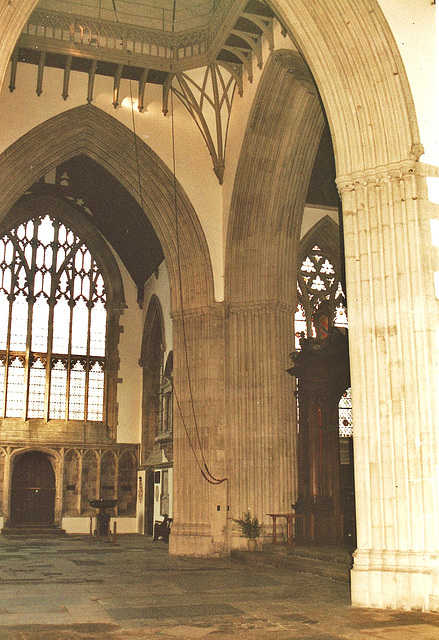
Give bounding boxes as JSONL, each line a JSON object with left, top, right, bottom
{"left": 0, "top": 291, "right": 9, "bottom": 350}
{"left": 10, "top": 292, "right": 28, "bottom": 351}
{"left": 37, "top": 215, "right": 54, "bottom": 244}
{"left": 0, "top": 265, "right": 11, "bottom": 295}
{"left": 28, "top": 357, "right": 46, "bottom": 418}
{"left": 87, "top": 361, "right": 104, "bottom": 421}
{"left": 0, "top": 236, "right": 14, "bottom": 267}
{"left": 52, "top": 298, "right": 70, "bottom": 354}
{"left": 294, "top": 303, "right": 307, "bottom": 351}
{"left": 90, "top": 301, "right": 106, "bottom": 356}
{"left": 49, "top": 359, "right": 67, "bottom": 419}
{"left": 71, "top": 299, "right": 88, "bottom": 355}
{"left": 0, "top": 357, "right": 5, "bottom": 412}
{"left": 31, "top": 294, "right": 49, "bottom": 352}
{"left": 334, "top": 302, "right": 348, "bottom": 329}
{"left": 5, "top": 356, "right": 25, "bottom": 417}
{"left": 69, "top": 360, "right": 86, "bottom": 420}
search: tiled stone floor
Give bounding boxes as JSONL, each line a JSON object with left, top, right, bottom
{"left": 0, "top": 534, "right": 438, "bottom": 639}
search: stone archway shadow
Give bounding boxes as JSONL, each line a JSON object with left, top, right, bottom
{"left": 0, "top": 104, "right": 214, "bottom": 312}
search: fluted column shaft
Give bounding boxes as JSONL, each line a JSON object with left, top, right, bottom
{"left": 338, "top": 162, "right": 439, "bottom": 610}
{"left": 169, "top": 305, "right": 228, "bottom": 556}
{"left": 226, "top": 301, "right": 297, "bottom": 544}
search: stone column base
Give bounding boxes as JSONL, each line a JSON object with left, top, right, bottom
{"left": 169, "top": 522, "right": 227, "bottom": 557}
{"left": 351, "top": 549, "right": 439, "bottom": 611}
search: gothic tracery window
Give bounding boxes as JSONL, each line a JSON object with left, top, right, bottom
{"left": 294, "top": 243, "right": 348, "bottom": 350}
{"left": 294, "top": 223, "right": 352, "bottom": 439}
{"left": 0, "top": 214, "right": 107, "bottom": 421}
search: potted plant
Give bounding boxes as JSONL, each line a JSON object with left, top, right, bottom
{"left": 234, "top": 511, "right": 263, "bottom": 551}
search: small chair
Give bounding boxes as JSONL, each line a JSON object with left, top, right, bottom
{"left": 153, "top": 514, "right": 172, "bottom": 543}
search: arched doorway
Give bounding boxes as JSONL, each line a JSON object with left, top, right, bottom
{"left": 10, "top": 451, "right": 56, "bottom": 525}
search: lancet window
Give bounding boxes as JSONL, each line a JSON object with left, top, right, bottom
{"left": 0, "top": 214, "right": 107, "bottom": 421}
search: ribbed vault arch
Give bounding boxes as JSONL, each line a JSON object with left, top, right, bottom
{"left": 225, "top": 49, "right": 325, "bottom": 303}
{"left": 0, "top": 104, "right": 214, "bottom": 311}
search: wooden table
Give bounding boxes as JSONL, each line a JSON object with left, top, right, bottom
{"left": 267, "top": 512, "right": 306, "bottom": 545}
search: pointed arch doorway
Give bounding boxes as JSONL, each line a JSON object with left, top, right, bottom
{"left": 10, "top": 452, "right": 56, "bottom": 526}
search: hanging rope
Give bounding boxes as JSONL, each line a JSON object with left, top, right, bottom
{"left": 168, "top": 0, "right": 227, "bottom": 486}
{"left": 122, "top": 0, "right": 226, "bottom": 487}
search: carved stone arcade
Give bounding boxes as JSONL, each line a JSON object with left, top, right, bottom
{"left": 0, "top": 444, "right": 138, "bottom": 530}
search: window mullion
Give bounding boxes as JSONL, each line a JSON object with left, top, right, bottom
{"left": 2, "top": 290, "right": 14, "bottom": 417}
{"left": 66, "top": 299, "right": 74, "bottom": 420}
{"left": 84, "top": 301, "right": 92, "bottom": 420}
{"left": 23, "top": 225, "right": 38, "bottom": 421}
{"left": 45, "top": 221, "right": 58, "bottom": 421}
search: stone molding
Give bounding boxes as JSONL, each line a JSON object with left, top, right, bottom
{"left": 171, "top": 302, "right": 224, "bottom": 321}
{"left": 336, "top": 158, "right": 427, "bottom": 194}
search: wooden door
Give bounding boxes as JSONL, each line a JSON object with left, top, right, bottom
{"left": 10, "top": 452, "right": 56, "bottom": 525}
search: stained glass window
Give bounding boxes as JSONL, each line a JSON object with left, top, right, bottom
{"left": 0, "top": 214, "right": 107, "bottom": 421}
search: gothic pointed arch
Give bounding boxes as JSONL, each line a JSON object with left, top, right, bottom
{"left": 225, "top": 49, "right": 325, "bottom": 303}
{"left": 224, "top": 49, "right": 325, "bottom": 528}
{"left": 299, "top": 215, "right": 341, "bottom": 270}
{"left": 0, "top": 104, "right": 214, "bottom": 312}
{"left": 140, "top": 295, "right": 165, "bottom": 464}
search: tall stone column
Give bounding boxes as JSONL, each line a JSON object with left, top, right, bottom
{"left": 226, "top": 301, "right": 297, "bottom": 546}
{"left": 338, "top": 162, "right": 439, "bottom": 610}
{"left": 169, "top": 304, "right": 228, "bottom": 556}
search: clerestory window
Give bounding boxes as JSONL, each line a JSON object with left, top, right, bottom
{"left": 0, "top": 214, "right": 107, "bottom": 421}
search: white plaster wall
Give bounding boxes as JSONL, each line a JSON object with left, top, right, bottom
{"left": 116, "top": 258, "right": 143, "bottom": 444}
{"left": 377, "top": 0, "right": 438, "bottom": 167}
{"left": 0, "top": 62, "right": 224, "bottom": 299}
{"left": 143, "top": 261, "right": 172, "bottom": 358}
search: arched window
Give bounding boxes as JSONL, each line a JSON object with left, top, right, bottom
{"left": 0, "top": 198, "right": 124, "bottom": 426}
{"left": 294, "top": 216, "right": 352, "bottom": 439}
{"left": 295, "top": 243, "right": 348, "bottom": 350}
{"left": 294, "top": 217, "right": 348, "bottom": 350}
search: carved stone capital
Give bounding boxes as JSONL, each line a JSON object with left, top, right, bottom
{"left": 336, "top": 159, "right": 420, "bottom": 195}
{"left": 171, "top": 303, "right": 224, "bottom": 321}
{"left": 227, "top": 300, "right": 296, "bottom": 316}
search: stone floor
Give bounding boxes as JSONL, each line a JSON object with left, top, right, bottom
{"left": 0, "top": 533, "right": 438, "bottom": 639}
